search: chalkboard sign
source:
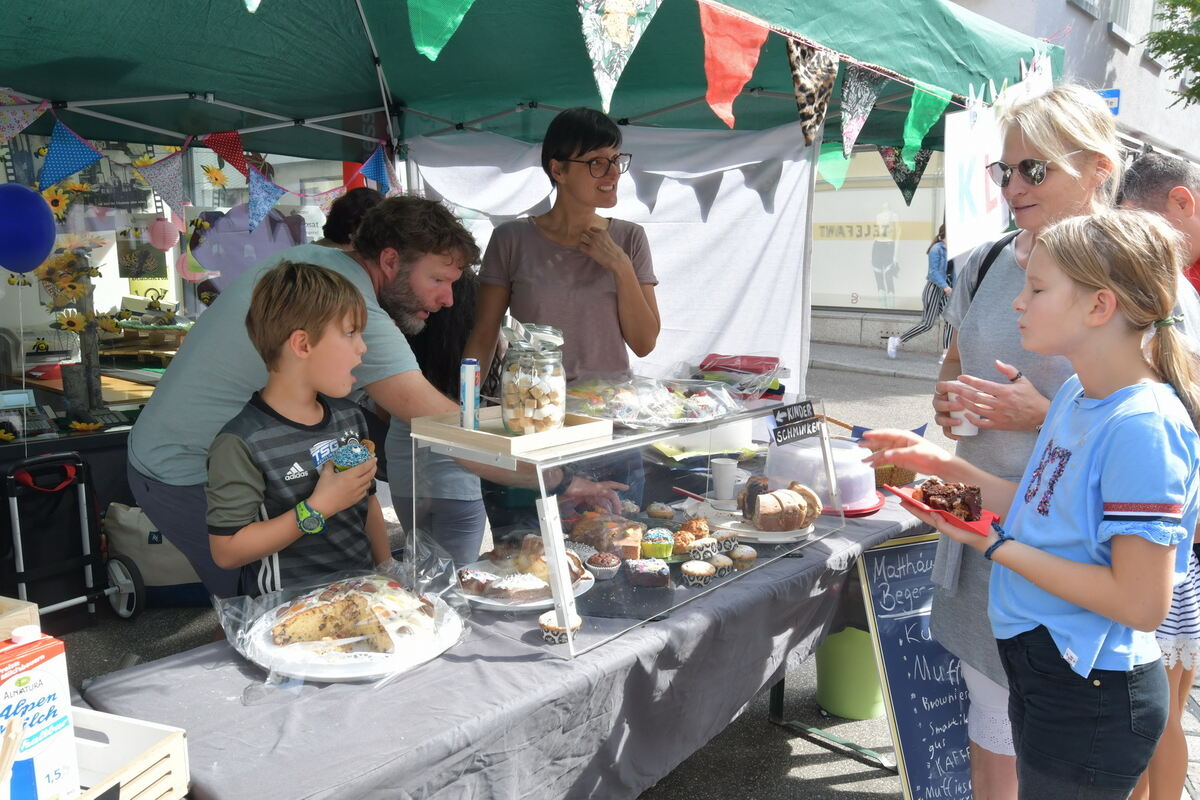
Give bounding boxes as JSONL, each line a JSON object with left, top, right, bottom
{"left": 858, "top": 534, "right": 971, "bottom": 800}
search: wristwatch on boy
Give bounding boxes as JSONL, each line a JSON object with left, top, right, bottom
{"left": 295, "top": 500, "right": 326, "bottom": 535}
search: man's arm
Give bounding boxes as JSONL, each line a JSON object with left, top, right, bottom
{"left": 365, "top": 495, "right": 391, "bottom": 566}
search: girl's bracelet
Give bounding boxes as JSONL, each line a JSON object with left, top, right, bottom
{"left": 983, "top": 524, "right": 1012, "bottom": 561}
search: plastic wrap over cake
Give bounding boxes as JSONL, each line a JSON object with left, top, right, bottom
{"left": 566, "top": 375, "right": 744, "bottom": 429}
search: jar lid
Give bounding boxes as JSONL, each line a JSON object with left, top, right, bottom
{"left": 9, "top": 625, "right": 40, "bottom": 645}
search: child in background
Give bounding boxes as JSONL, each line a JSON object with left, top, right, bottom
{"left": 205, "top": 261, "right": 390, "bottom": 596}
{"left": 863, "top": 208, "right": 1200, "bottom": 799}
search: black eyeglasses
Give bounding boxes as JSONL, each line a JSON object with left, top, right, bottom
{"left": 561, "top": 153, "right": 633, "bottom": 178}
{"left": 985, "top": 150, "right": 1082, "bottom": 188}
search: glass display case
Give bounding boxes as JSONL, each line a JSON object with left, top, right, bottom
{"left": 410, "top": 398, "right": 853, "bottom": 658}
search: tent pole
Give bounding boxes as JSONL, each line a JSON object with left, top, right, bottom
{"left": 354, "top": 0, "right": 399, "bottom": 147}
{"left": 63, "top": 107, "right": 187, "bottom": 140}
{"left": 236, "top": 118, "right": 381, "bottom": 143}
{"left": 66, "top": 94, "right": 193, "bottom": 107}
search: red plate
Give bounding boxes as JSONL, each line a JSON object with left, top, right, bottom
{"left": 820, "top": 490, "right": 886, "bottom": 518}
{"left": 882, "top": 484, "right": 998, "bottom": 537}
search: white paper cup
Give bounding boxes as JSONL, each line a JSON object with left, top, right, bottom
{"left": 710, "top": 457, "right": 738, "bottom": 501}
{"left": 948, "top": 392, "right": 978, "bottom": 437}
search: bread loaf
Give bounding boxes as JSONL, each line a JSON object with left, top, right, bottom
{"left": 752, "top": 488, "right": 808, "bottom": 531}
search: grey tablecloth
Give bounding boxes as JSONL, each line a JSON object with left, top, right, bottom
{"left": 82, "top": 500, "right": 921, "bottom": 800}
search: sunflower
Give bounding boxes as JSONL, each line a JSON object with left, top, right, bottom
{"left": 52, "top": 313, "right": 85, "bottom": 333}
{"left": 132, "top": 154, "right": 155, "bottom": 168}
{"left": 96, "top": 316, "right": 121, "bottom": 334}
{"left": 68, "top": 421, "right": 104, "bottom": 431}
{"left": 57, "top": 281, "right": 87, "bottom": 300}
{"left": 41, "top": 187, "right": 70, "bottom": 221}
{"left": 202, "top": 165, "right": 228, "bottom": 187}
{"left": 0, "top": 428, "right": 13, "bottom": 442}
{"left": 63, "top": 182, "right": 90, "bottom": 193}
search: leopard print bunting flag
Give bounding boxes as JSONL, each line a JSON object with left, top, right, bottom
{"left": 786, "top": 40, "right": 838, "bottom": 147}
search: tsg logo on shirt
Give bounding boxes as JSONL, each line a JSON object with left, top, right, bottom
{"left": 310, "top": 438, "right": 339, "bottom": 468}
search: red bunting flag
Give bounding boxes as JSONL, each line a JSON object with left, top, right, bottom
{"left": 699, "top": 3, "right": 769, "bottom": 129}
{"left": 203, "top": 131, "right": 249, "bottom": 176}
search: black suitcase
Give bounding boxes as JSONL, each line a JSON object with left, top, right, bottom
{"left": 0, "top": 452, "right": 144, "bottom": 631}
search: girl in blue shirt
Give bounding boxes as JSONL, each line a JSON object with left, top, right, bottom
{"left": 863, "top": 208, "right": 1200, "bottom": 798}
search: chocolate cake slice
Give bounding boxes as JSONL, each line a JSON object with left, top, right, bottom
{"left": 913, "top": 477, "right": 982, "bottom": 522}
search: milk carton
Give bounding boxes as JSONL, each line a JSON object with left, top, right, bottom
{"left": 0, "top": 630, "right": 78, "bottom": 800}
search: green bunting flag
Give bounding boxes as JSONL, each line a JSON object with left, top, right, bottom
{"left": 901, "top": 81, "right": 951, "bottom": 170}
{"left": 409, "top": 0, "right": 478, "bottom": 61}
{"left": 818, "top": 143, "right": 851, "bottom": 190}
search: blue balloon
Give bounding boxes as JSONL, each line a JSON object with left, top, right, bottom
{"left": 0, "top": 184, "right": 57, "bottom": 274}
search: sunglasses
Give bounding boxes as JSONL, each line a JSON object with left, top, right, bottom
{"left": 561, "top": 153, "right": 633, "bottom": 178}
{"left": 985, "top": 150, "right": 1082, "bottom": 188}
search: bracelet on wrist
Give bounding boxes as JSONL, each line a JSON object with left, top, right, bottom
{"left": 983, "top": 524, "right": 1011, "bottom": 561}
{"left": 550, "top": 467, "right": 574, "bottom": 495}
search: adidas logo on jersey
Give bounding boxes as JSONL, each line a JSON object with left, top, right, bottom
{"left": 284, "top": 462, "right": 309, "bottom": 481}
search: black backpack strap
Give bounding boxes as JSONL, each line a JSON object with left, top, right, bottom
{"left": 970, "top": 230, "right": 1022, "bottom": 300}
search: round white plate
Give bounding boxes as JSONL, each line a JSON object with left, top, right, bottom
{"left": 242, "top": 594, "right": 464, "bottom": 683}
{"left": 686, "top": 500, "right": 814, "bottom": 543}
{"left": 458, "top": 559, "right": 595, "bottom": 611}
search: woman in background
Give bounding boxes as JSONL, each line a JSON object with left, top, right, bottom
{"left": 890, "top": 224, "right": 953, "bottom": 362}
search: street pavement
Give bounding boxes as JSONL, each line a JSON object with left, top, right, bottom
{"left": 58, "top": 341, "right": 1200, "bottom": 798}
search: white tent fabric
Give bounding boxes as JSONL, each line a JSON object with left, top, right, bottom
{"left": 407, "top": 123, "right": 814, "bottom": 391}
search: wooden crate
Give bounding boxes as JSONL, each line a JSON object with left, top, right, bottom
{"left": 0, "top": 596, "right": 38, "bottom": 641}
{"left": 75, "top": 707, "right": 189, "bottom": 800}
{"left": 411, "top": 406, "right": 612, "bottom": 457}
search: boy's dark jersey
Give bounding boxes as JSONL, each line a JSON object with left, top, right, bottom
{"left": 206, "top": 392, "right": 374, "bottom": 596}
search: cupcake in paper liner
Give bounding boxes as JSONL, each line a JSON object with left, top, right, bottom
{"left": 584, "top": 552, "right": 620, "bottom": 581}
{"left": 687, "top": 537, "right": 719, "bottom": 561}
{"left": 681, "top": 560, "right": 716, "bottom": 587}
{"left": 707, "top": 553, "right": 733, "bottom": 577}
{"left": 641, "top": 528, "right": 674, "bottom": 559}
{"left": 538, "top": 609, "right": 582, "bottom": 644}
{"left": 332, "top": 442, "right": 372, "bottom": 472}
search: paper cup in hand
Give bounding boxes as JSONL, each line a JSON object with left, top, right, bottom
{"left": 710, "top": 457, "right": 738, "bottom": 501}
{"left": 947, "top": 392, "right": 978, "bottom": 436}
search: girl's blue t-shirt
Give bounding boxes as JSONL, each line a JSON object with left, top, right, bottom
{"left": 989, "top": 375, "right": 1200, "bottom": 677}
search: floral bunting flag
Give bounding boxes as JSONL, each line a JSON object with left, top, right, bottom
{"left": 578, "top": 0, "right": 663, "bottom": 112}
{"left": 698, "top": 2, "right": 769, "bottom": 129}
{"left": 360, "top": 146, "right": 390, "bottom": 195}
{"left": 0, "top": 93, "right": 48, "bottom": 144}
{"left": 39, "top": 121, "right": 103, "bottom": 190}
{"left": 203, "top": 131, "right": 250, "bottom": 176}
{"left": 839, "top": 64, "right": 887, "bottom": 157}
{"left": 785, "top": 40, "right": 838, "bottom": 147}
{"left": 901, "top": 81, "right": 951, "bottom": 170}
{"left": 317, "top": 186, "right": 346, "bottom": 216}
{"left": 878, "top": 145, "right": 932, "bottom": 206}
{"left": 247, "top": 167, "right": 286, "bottom": 232}
{"left": 408, "top": 0, "right": 478, "bottom": 61}
{"left": 134, "top": 151, "right": 186, "bottom": 225}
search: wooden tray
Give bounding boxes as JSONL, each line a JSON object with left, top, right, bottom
{"left": 411, "top": 406, "right": 613, "bottom": 457}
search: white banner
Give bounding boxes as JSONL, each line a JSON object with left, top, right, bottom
{"left": 943, "top": 107, "right": 1009, "bottom": 260}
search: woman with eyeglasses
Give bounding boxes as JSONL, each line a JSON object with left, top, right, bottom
{"left": 927, "top": 83, "right": 1123, "bottom": 800}
{"left": 465, "top": 106, "right": 660, "bottom": 382}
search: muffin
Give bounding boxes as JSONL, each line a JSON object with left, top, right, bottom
{"left": 620, "top": 499, "right": 641, "bottom": 516}
{"left": 626, "top": 558, "right": 671, "bottom": 587}
{"left": 678, "top": 517, "right": 709, "bottom": 538}
{"left": 687, "top": 536, "right": 719, "bottom": 560}
{"left": 538, "top": 609, "right": 583, "bottom": 645}
{"left": 641, "top": 528, "right": 675, "bottom": 559}
{"left": 707, "top": 553, "right": 733, "bottom": 577}
{"left": 331, "top": 441, "right": 372, "bottom": 472}
{"left": 646, "top": 502, "right": 675, "bottom": 519}
{"left": 729, "top": 544, "right": 758, "bottom": 570}
{"left": 712, "top": 529, "right": 738, "bottom": 553}
{"left": 672, "top": 530, "right": 697, "bottom": 555}
{"left": 681, "top": 560, "right": 717, "bottom": 587}
{"left": 585, "top": 551, "right": 620, "bottom": 581}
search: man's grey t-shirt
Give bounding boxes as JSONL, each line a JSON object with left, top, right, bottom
{"left": 128, "top": 244, "right": 419, "bottom": 486}
{"left": 937, "top": 238, "right": 1073, "bottom": 687}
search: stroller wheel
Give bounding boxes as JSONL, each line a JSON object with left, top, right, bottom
{"left": 106, "top": 555, "right": 146, "bottom": 620}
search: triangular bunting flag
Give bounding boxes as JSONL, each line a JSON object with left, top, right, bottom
{"left": 632, "top": 171, "right": 665, "bottom": 214}
{"left": 39, "top": 121, "right": 103, "bottom": 190}
{"left": 785, "top": 40, "right": 839, "bottom": 147}
{"left": 360, "top": 147, "right": 390, "bottom": 195}
{"left": 135, "top": 152, "right": 186, "bottom": 224}
{"left": 408, "top": 0, "right": 478, "bottom": 61}
{"left": 738, "top": 160, "right": 783, "bottom": 213}
{"left": 0, "top": 94, "right": 48, "bottom": 144}
{"left": 839, "top": 64, "right": 887, "bottom": 157}
{"left": 878, "top": 145, "right": 932, "bottom": 206}
{"left": 578, "top": 0, "right": 663, "bottom": 112}
{"left": 384, "top": 154, "right": 403, "bottom": 197}
{"left": 317, "top": 186, "right": 346, "bottom": 216}
{"left": 818, "top": 143, "right": 851, "bottom": 190}
{"left": 901, "top": 81, "right": 952, "bottom": 170}
{"left": 203, "top": 131, "right": 249, "bottom": 176}
{"left": 247, "top": 167, "right": 286, "bottom": 232}
{"left": 698, "top": 3, "right": 768, "bottom": 129}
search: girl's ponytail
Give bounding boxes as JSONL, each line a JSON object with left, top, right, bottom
{"left": 1039, "top": 209, "right": 1200, "bottom": 428}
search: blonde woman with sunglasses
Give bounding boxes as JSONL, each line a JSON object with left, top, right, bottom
{"left": 926, "top": 83, "right": 1123, "bottom": 800}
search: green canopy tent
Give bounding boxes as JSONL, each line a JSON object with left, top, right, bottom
{"left": 0, "top": 0, "right": 1060, "bottom": 160}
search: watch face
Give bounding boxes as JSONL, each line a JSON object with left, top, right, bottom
{"left": 299, "top": 514, "right": 323, "bottom": 533}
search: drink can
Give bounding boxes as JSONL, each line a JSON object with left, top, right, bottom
{"left": 460, "top": 358, "right": 480, "bottom": 430}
